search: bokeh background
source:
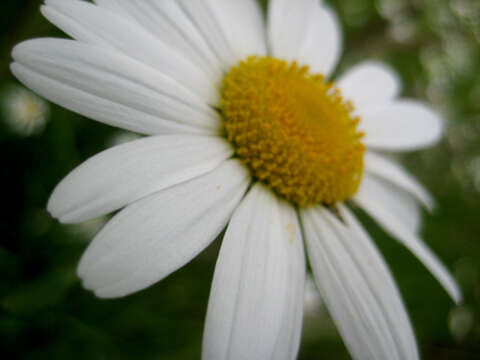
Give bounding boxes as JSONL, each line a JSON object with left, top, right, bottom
{"left": 1, "top": 0, "right": 479, "bottom": 359}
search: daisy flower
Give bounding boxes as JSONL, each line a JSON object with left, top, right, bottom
{"left": 11, "top": 0, "right": 461, "bottom": 359}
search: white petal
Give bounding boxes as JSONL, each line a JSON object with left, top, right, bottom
{"left": 177, "top": 0, "right": 267, "bottom": 70}
{"left": 354, "top": 179, "right": 462, "bottom": 303}
{"left": 48, "top": 135, "right": 233, "bottom": 223}
{"left": 93, "top": 0, "right": 222, "bottom": 77}
{"left": 78, "top": 159, "right": 250, "bottom": 299}
{"left": 361, "top": 100, "right": 444, "bottom": 151}
{"left": 365, "top": 151, "right": 435, "bottom": 211}
{"left": 204, "top": 0, "right": 267, "bottom": 63}
{"left": 302, "top": 206, "right": 418, "bottom": 360}
{"left": 357, "top": 174, "right": 422, "bottom": 233}
{"left": 268, "top": 0, "right": 316, "bottom": 58}
{"left": 12, "top": 39, "right": 221, "bottom": 135}
{"left": 338, "top": 61, "right": 401, "bottom": 111}
{"left": 297, "top": 5, "right": 342, "bottom": 76}
{"left": 338, "top": 204, "right": 420, "bottom": 360}
{"left": 268, "top": 0, "right": 342, "bottom": 76}
{"left": 11, "top": 62, "right": 203, "bottom": 136}
{"left": 202, "top": 184, "right": 305, "bottom": 360}
{"left": 42, "top": 0, "right": 218, "bottom": 104}
{"left": 92, "top": 0, "right": 125, "bottom": 15}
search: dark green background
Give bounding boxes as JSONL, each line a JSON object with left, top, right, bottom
{"left": 1, "top": 0, "right": 479, "bottom": 359}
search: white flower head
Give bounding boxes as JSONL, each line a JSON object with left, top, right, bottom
{"left": 2, "top": 84, "right": 49, "bottom": 136}
{"left": 11, "top": 1, "right": 460, "bottom": 359}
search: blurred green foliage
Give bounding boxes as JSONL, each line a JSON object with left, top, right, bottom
{"left": 1, "top": 0, "right": 479, "bottom": 359}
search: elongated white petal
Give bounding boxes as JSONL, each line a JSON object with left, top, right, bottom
{"left": 268, "top": 0, "right": 342, "bottom": 76}
{"left": 338, "top": 204, "right": 420, "bottom": 360}
{"left": 357, "top": 174, "right": 422, "bottom": 233}
{"left": 338, "top": 62, "right": 401, "bottom": 111}
{"left": 297, "top": 5, "right": 342, "bottom": 76}
{"left": 365, "top": 151, "right": 435, "bottom": 211}
{"left": 12, "top": 39, "right": 221, "bottom": 135}
{"left": 268, "top": 0, "right": 316, "bottom": 58}
{"left": 361, "top": 100, "right": 444, "bottom": 151}
{"left": 354, "top": 180, "right": 462, "bottom": 303}
{"left": 42, "top": 0, "right": 218, "bottom": 104}
{"left": 11, "top": 62, "right": 205, "bottom": 136}
{"left": 302, "top": 206, "right": 416, "bottom": 360}
{"left": 205, "top": 0, "right": 267, "bottom": 63}
{"left": 177, "top": 0, "right": 267, "bottom": 70}
{"left": 93, "top": 0, "right": 126, "bottom": 15}
{"left": 78, "top": 159, "right": 250, "bottom": 299}
{"left": 93, "top": 0, "right": 222, "bottom": 77}
{"left": 203, "top": 184, "right": 305, "bottom": 360}
{"left": 48, "top": 135, "right": 233, "bottom": 223}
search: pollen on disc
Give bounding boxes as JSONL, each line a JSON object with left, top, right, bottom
{"left": 220, "top": 56, "right": 365, "bottom": 207}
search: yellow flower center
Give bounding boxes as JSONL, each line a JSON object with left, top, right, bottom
{"left": 220, "top": 56, "right": 365, "bottom": 207}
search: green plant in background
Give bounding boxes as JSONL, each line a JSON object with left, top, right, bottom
{"left": 0, "top": 0, "right": 479, "bottom": 359}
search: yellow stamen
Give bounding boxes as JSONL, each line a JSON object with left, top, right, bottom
{"left": 221, "top": 56, "right": 365, "bottom": 207}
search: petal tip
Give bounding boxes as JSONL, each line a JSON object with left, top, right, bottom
{"left": 46, "top": 190, "right": 72, "bottom": 224}
{"left": 450, "top": 282, "right": 463, "bottom": 305}
{"left": 93, "top": 288, "right": 123, "bottom": 300}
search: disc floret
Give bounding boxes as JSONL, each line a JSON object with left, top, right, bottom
{"left": 221, "top": 57, "right": 365, "bottom": 207}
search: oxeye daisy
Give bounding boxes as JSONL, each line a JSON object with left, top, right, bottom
{"left": 11, "top": 0, "right": 461, "bottom": 359}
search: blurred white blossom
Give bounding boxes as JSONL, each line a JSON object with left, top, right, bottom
{"left": 377, "top": 0, "right": 406, "bottom": 20}
{"left": 448, "top": 305, "right": 474, "bottom": 342}
{"left": 2, "top": 84, "right": 49, "bottom": 136}
{"left": 388, "top": 15, "right": 417, "bottom": 43}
